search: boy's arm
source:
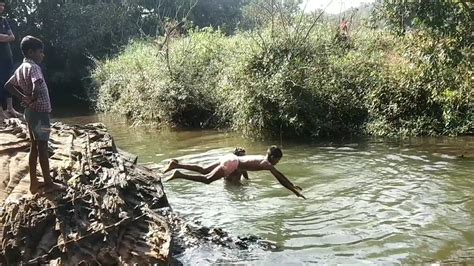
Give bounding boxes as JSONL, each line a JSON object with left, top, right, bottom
{"left": 30, "top": 65, "right": 46, "bottom": 100}
{"left": 5, "top": 75, "right": 25, "bottom": 99}
{"left": 0, "top": 19, "right": 15, "bottom": 42}
{"left": 0, "top": 33, "right": 14, "bottom": 42}
{"left": 269, "top": 167, "right": 306, "bottom": 199}
{"left": 5, "top": 75, "right": 34, "bottom": 105}
{"left": 31, "top": 79, "right": 44, "bottom": 99}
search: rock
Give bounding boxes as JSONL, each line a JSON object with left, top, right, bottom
{"left": 0, "top": 118, "right": 277, "bottom": 265}
{"left": 0, "top": 118, "right": 171, "bottom": 264}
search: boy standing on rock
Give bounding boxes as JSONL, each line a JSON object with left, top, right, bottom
{"left": 4, "top": 35, "right": 64, "bottom": 195}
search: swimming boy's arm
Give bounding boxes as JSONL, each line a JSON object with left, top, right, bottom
{"left": 269, "top": 167, "right": 306, "bottom": 199}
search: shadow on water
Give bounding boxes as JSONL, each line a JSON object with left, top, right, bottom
{"left": 58, "top": 113, "right": 474, "bottom": 264}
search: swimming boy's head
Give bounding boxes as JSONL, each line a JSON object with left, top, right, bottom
{"left": 21, "top": 35, "right": 44, "bottom": 64}
{"left": 266, "top": 145, "right": 282, "bottom": 165}
{"left": 233, "top": 147, "right": 246, "bottom": 156}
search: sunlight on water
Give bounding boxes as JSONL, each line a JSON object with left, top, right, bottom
{"left": 59, "top": 114, "right": 474, "bottom": 264}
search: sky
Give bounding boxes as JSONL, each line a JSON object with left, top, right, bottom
{"left": 300, "top": 0, "right": 375, "bottom": 14}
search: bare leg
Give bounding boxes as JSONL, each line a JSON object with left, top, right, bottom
{"left": 37, "top": 140, "right": 64, "bottom": 193}
{"left": 37, "top": 141, "right": 52, "bottom": 183}
{"left": 166, "top": 166, "right": 226, "bottom": 184}
{"left": 6, "top": 98, "right": 22, "bottom": 118}
{"left": 0, "top": 109, "right": 8, "bottom": 121}
{"left": 163, "top": 159, "right": 219, "bottom": 174}
{"left": 28, "top": 139, "right": 41, "bottom": 194}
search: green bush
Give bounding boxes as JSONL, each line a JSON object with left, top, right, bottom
{"left": 223, "top": 39, "right": 324, "bottom": 138}
{"left": 366, "top": 31, "right": 473, "bottom": 136}
{"left": 92, "top": 25, "right": 473, "bottom": 139}
{"left": 93, "top": 29, "right": 231, "bottom": 128}
{"left": 221, "top": 35, "right": 369, "bottom": 139}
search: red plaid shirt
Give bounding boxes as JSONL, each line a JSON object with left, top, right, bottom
{"left": 11, "top": 59, "right": 51, "bottom": 113}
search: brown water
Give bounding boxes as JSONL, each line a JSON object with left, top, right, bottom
{"left": 58, "top": 113, "right": 474, "bottom": 265}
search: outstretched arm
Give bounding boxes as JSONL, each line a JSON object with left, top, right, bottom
{"left": 269, "top": 167, "right": 305, "bottom": 199}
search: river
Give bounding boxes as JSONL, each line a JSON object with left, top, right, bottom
{"left": 58, "top": 113, "right": 474, "bottom": 265}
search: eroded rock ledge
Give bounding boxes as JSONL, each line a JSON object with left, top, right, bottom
{"left": 0, "top": 119, "right": 275, "bottom": 265}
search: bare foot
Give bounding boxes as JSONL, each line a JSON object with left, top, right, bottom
{"left": 0, "top": 111, "right": 8, "bottom": 122}
{"left": 30, "top": 180, "right": 44, "bottom": 195}
{"left": 7, "top": 108, "right": 22, "bottom": 118}
{"left": 165, "top": 170, "right": 182, "bottom": 182}
{"left": 40, "top": 182, "right": 67, "bottom": 195}
{"left": 163, "top": 159, "right": 178, "bottom": 173}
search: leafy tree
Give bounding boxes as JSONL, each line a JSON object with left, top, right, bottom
{"left": 372, "top": 0, "right": 472, "bottom": 47}
{"left": 241, "top": 0, "right": 302, "bottom": 30}
{"left": 3, "top": 0, "right": 247, "bottom": 106}
{"left": 190, "top": 0, "right": 247, "bottom": 33}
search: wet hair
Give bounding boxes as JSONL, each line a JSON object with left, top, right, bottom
{"left": 233, "top": 147, "right": 246, "bottom": 156}
{"left": 21, "top": 36, "right": 44, "bottom": 57}
{"left": 0, "top": 1, "right": 5, "bottom": 4}
{"left": 267, "top": 145, "right": 282, "bottom": 160}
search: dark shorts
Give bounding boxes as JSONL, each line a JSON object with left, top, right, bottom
{"left": 0, "top": 58, "right": 13, "bottom": 104}
{"left": 24, "top": 108, "right": 51, "bottom": 141}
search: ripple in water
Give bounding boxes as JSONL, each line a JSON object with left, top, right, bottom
{"left": 59, "top": 114, "right": 474, "bottom": 264}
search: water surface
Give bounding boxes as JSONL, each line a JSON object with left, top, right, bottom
{"left": 59, "top": 114, "right": 474, "bottom": 264}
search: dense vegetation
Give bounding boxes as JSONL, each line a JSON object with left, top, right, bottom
{"left": 5, "top": 0, "right": 248, "bottom": 105}
{"left": 92, "top": 1, "right": 472, "bottom": 138}
{"left": 5, "top": 0, "right": 472, "bottom": 138}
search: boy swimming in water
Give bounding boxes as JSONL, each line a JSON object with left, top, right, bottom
{"left": 164, "top": 147, "right": 248, "bottom": 183}
{"left": 164, "top": 145, "right": 305, "bottom": 199}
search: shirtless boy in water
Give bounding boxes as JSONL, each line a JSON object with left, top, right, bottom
{"left": 164, "top": 146, "right": 306, "bottom": 199}
{"left": 164, "top": 147, "right": 248, "bottom": 183}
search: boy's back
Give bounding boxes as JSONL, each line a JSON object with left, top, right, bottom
{"left": 237, "top": 155, "right": 273, "bottom": 171}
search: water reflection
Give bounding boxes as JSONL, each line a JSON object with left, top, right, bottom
{"left": 58, "top": 113, "right": 474, "bottom": 264}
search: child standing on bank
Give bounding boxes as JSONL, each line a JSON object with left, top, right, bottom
{"left": 4, "top": 35, "right": 64, "bottom": 195}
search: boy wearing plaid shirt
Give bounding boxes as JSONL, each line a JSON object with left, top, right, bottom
{"left": 5, "top": 35, "right": 64, "bottom": 195}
